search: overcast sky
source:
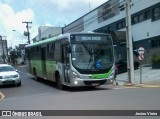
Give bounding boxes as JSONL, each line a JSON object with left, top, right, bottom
{"left": 0, "top": 0, "right": 107, "bottom": 48}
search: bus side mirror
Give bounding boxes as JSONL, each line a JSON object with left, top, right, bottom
{"left": 67, "top": 45, "right": 71, "bottom": 53}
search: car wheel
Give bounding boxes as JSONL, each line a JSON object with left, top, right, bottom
{"left": 18, "top": 82, "right": 21, "bottom": 87}
{"left": 15, "top": 82, "right": 21, "bottom": 87}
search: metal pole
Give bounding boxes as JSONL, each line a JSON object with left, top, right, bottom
{"left": 140, "top": 63, "right": 142, "bottom": 84}
{"left": 27, "top": 23, "right": 30, "bottom": 44}
{"left": 22, "top": 21, "right": 32, "bottom": 44}
{"left": 125, "top": 0, "right": 134, "bottom": 84}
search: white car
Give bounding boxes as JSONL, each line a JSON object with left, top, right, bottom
{"left": 0, "top": 64, "right": 21, "bottom": 86}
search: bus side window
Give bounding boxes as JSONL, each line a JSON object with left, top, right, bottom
{"left": 25, "top": 48, "right": 30, "bottom": 60}
{"left": 54, "top": 42, "right": 61, "bottom": 61}
{"left": 50, "top": 43, "right": 55, "bottom": 59}
{"left": 47, "top": 43, "right": 55, "bottom": 60}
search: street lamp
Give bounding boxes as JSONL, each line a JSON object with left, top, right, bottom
{"left": 12, "top": 30, "right": 24, "bottom": 37}
{"left": 12, "top": 30, "right": 27, "bottom": 44}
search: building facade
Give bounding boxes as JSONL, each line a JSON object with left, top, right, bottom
{"left": 63, "top": 0, "right": 160, "bottom": 64}
{"left": 0, "top": 39, "right": 8, "bottom": 63}
{"left": 32, "top": 26, "right": 62, "bottom": 43}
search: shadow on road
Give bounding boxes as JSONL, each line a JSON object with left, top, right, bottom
{"left": 31, "top": 77, "right": 113, "bottom": 92}
{"left": 65, "top": 87, "right": 112, "bottom": 92}
{"left": 0, "top": 84, "right": 21, "bottom": 89}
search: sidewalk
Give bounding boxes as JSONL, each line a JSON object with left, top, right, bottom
{"left": 116, "top": 66, "right": 160, "bottom": 87}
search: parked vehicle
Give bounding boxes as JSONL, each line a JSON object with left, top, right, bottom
{"left": 115, "top": 59, "right": 139, "bottom": 74}
{"left": 0, "top": 64, "right": 21, "bottom": 86}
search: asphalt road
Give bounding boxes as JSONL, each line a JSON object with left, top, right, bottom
{"left": 0, "top": 65, "right": 160, "bottom": 119}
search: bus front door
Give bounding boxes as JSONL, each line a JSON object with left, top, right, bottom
{"left": 62, "top": 45, "right": 70, "bottom": 84}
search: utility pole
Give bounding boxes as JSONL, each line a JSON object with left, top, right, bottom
{"left": 125, "top": 0, "right": 134, "bottom": 84}
{"left": 22, "top": 21, "right": 32, "bottom": 44}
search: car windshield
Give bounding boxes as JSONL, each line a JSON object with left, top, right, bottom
{"left": 0, "top": 66, "right": 15, "bottom": 72}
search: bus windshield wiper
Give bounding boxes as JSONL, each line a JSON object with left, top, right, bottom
{"left": 81, "top": 42, "right": 92, "bottom": 56}
{"left": 80, "top": 42, "right": 93, "bottom": 69}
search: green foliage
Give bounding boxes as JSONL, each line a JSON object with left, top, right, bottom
{"left": 151, "top": 54, "right": 160, "bottom": 64}
{"left": 10, "top": 49, "right": 18, "bottom": 60}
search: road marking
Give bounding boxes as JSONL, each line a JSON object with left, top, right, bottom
{"left": 124, "top": 83, "right": 160, "bottom": 88}
{"left": 132, "top": 84, "right": 160, "bottom": 88}
{"left": 113, "top": 87, "right": 139, "bottom": 90}
{"left": 0, "top": 92, "right": 5, "bottom": 100}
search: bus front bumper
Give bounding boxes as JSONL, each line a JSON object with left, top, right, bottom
{"left": 65, "top": 78, "right": 114, "bottom": 87}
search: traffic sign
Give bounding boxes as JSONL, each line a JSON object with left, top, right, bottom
{"left": 138, "top": 47, "right": 145, "bottom": 55}
{"left": 138, "top": 54, "right": 144, "bottom": 61}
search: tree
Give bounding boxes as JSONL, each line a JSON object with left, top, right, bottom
{"left": 9, "top": 49, "right": 18, "bottom": 65}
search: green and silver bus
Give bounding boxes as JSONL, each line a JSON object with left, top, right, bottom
{"left": 25, "top": 32, "right": 115, "bottom": 89}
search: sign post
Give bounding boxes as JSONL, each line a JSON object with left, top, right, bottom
{"left": 138, "top": 47, "right": 145, "bottom": 84}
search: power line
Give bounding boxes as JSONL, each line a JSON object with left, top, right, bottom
{"left": 63, "top": 0, "right": 125, "bottom": 33}
{"left": 31, "top": 0, "right": 106, "bottom": 27}
{"left": 65, "top": 0, "right": 154, "bottom": 33}
{"left": 64, "top": 0, "right": 107, "bottom": 24}
{"left": 64, "top": 1, "right": 123, "bottom": 32}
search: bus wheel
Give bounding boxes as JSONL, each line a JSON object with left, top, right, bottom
{"left": 55, "top": 73, "right": 63, "bottom": 90}
{"left": 33, "top": 68, "right": 38, "bottom": 81}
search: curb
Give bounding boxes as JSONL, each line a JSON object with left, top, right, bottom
{"left": 0, "top": 92, "right": 5, "bottom": 100}
{"left": 124, "top": 83, "right": 160, "bottom": 88}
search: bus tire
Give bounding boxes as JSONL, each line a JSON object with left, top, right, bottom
{"left": 33, "top": 68, "right": 39, "bottom": 81}
{"left": 55, "top": 71, "right": 64, "bottom": 90}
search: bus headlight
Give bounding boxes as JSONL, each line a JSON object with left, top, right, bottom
{"left": 74, "top": 81, "right": 78, "bottom": 85}
{"left": 71, "top": 71, "right": 79, "bottom": 78}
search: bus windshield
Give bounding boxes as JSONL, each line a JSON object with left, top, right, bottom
{"left": 71, "top": 34, "right": 113, "bottom": 72}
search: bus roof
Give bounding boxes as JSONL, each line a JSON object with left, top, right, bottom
{"left": 25, "top": 33, "right": 70, "bottom": 48}
{"left": 25, "top": 32, "right": 110, "bottom": 48}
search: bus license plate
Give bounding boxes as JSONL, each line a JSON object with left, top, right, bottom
{"left": 92, "top": 83, "right": 99, "bottom": 86}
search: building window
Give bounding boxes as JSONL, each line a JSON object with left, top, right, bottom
{"left": 108, "top": 26, "right": 112, "bottom": 32}
{"left": 151, "top": 39, "right": 160, "bottom": 48}
{"left": 145, "top": 10, "right": 150, "bottom": 20}
{"left": 117, "top": 21, "right": 125, "bottom": 30}
{"left": 117, "top": 23, "right": 122, "bottom": 29}
{"left": 152, "top": 7, "right": 160, "bottom": 21}
{"left": 132, "top": 13, "right": 145, "bottom": 24}
{"left": 139, "top": 13, "right": 144, "bottom": 22}
{"left": 132, "top": 16, "right": 139, "bottom": 24}
{"left": 122, "top": 21, "right": 125, "bottom": 28}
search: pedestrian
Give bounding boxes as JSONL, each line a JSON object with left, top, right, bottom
{"left": 114, "top": 65, "right": 118, "bottom": 85}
